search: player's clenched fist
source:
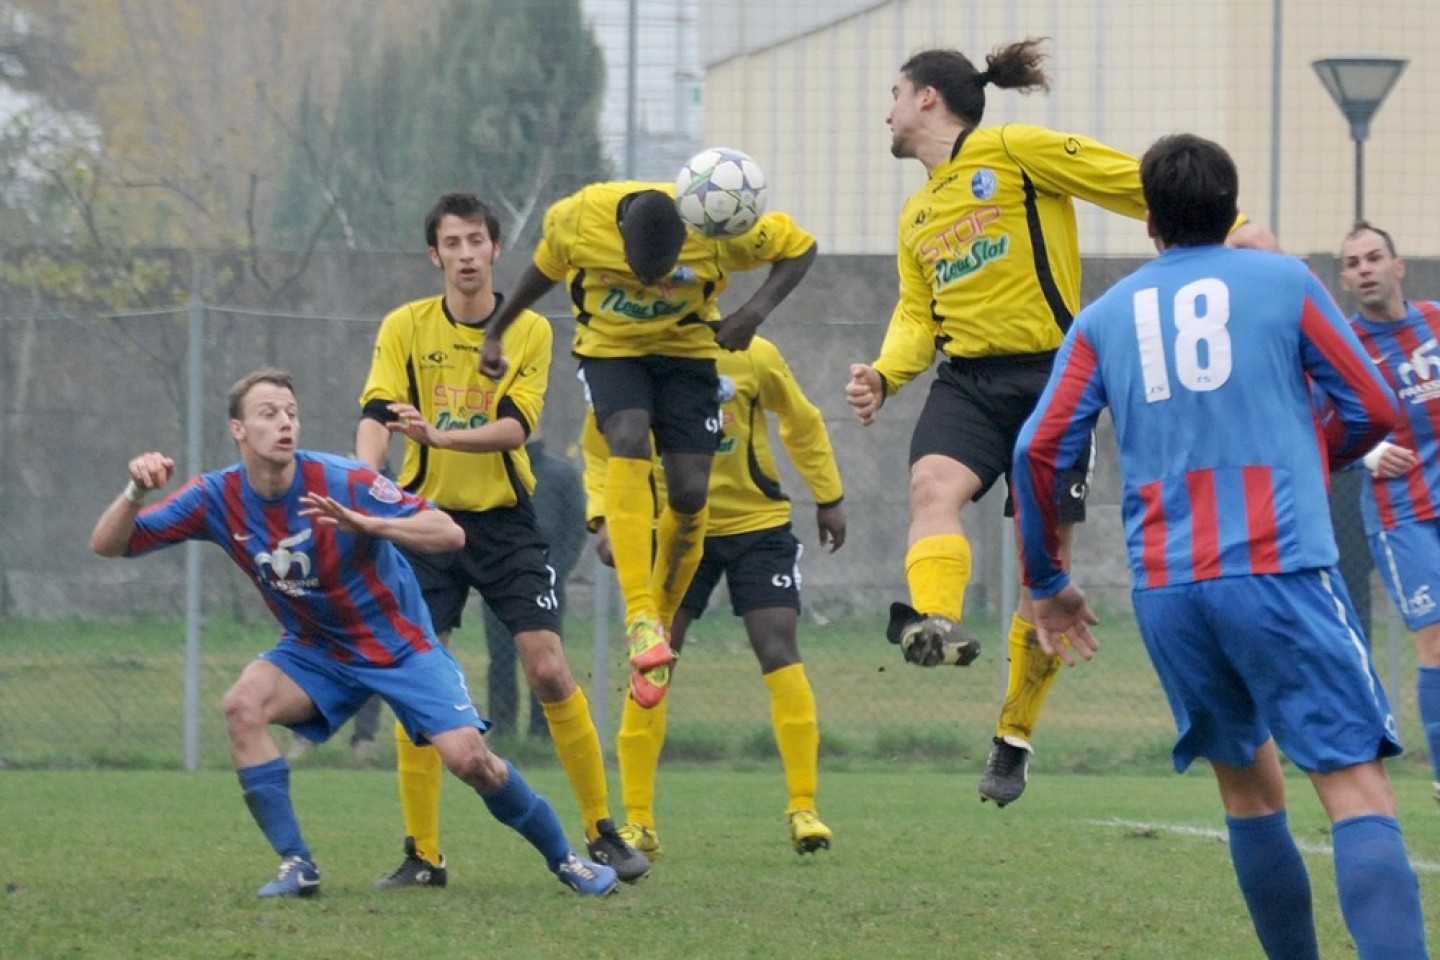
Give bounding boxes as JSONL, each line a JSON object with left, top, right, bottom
{"left": 845, "top": 363, "right": 884, "bottom": 426}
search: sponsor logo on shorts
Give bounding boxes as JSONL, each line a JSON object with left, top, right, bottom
{"left": 1406, "top": 584, "right": 1435, "bottom": 617}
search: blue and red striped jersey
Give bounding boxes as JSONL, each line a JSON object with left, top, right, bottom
{"left": 1353, "top": 301, "right": 1440, "bottom": 533}
{"left": 1015, "top": 246, "right": 1397, "bottom": 597}
{"left": 127, "top": 450, "right": 439, "bottom": 665}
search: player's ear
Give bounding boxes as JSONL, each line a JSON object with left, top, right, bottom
{"left": 427, "top": 247, "right": 442, "bottom": 269}
{"left": 1396, "top": 256, "right": 1406, "bottom": 281}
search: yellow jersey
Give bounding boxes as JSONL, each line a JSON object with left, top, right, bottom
{"left": 582, "top": 336, "right": 844, "bottom": 537}
{"left": 875, "top": 124, "right": 1147, "bottom": 392}
{"left": 358, "top": 294, "right": 551, "bottom": 512}
{"left": 534, "top": 180, "right": 817, "bottom": 360}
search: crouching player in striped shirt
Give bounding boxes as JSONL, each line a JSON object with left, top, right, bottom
{"left": 90, "top": 368, "right": 618, "bottom": 900}
{"left": 1013, "top": 136, "right": 1427, "bottom": 958}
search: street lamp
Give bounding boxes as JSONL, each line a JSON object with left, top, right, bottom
{"left": 1312, "top": 55, "right": 1408, "bottom": 221}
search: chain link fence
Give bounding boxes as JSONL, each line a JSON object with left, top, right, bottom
{"left": 0, "top": 289, "right": 1424, "bottom": 774}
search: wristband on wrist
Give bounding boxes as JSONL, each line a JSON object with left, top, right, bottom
{"left": 123, "top": 480, "right": 148, "bottom": 504}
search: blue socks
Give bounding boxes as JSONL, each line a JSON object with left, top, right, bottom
{"left": 479, "top": 760, "right": 571, "bottom": 870}
{"left": 1226, "top": 811, "right": 1319, "bottom": 959}
{"left": 1418, "top": 666, "right": 1440, "bottom": 784}
{"left": 1333, "top": 815, "right": 1428, "bottom": 959}
{"left": 238, "top": 757, "right": 311, "bottom": 861}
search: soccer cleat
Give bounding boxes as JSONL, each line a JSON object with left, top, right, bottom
{"left": 886, "top": 601, "right": 980, "bottom": 667}
{"left": 586, "top": 818, "right": 652, "bottom": 882}
{"left": 617, "top": 822, "right": 664, "bottom": 860}
{"left": 787, "top": 809, "right": 833, "bottom": 855}
{"left": 374, "top": 836, "right": 448, "bottom": 889}
{"left": 627, "top": 616, "right": 676, "bottom": 672}
{"left": 979, "top": 736, "right": 1034, "bottom": 807}
{"left": 553, "top": 853, "right": 619, "bottom": 896}
{"left": 629, "top": 662, "right": 673, "bottom": 709}
{"left": 257, "top": 856, "right": 321, "bottom": 898}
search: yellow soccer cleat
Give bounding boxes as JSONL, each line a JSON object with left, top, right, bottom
{"left": 627, "top": 616, "right": 677, "bottom": 672}
{"left": 617, "top": 822, "right": 664, "bottom": 860}
{"left": 787, "top": 809, "right": 833, "bottom": 855}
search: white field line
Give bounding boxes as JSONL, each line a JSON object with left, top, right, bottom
{"left": 1089, "top": 818, "right": 1440, "bottom": 874}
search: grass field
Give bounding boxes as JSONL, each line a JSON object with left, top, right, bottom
{"left": 2, "top": 610, "right": 1438, "bottom": 956}
{"left": 3, "top": 765, "right": 1438, "bottom": 959}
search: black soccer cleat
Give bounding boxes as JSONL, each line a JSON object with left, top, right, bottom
{"left": 374, "top": 836, "right": 448, "bottom": 890}
{"left": 586, "top": 817, "right": 652, "bottom": 882}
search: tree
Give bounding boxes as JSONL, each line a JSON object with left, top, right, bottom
{"left": 271, "top": 0, "right": 610, "bottom": 253}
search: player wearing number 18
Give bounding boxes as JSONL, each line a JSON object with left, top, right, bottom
{"left": 1013, "top": 133, "right": 1426, "bottom": 959}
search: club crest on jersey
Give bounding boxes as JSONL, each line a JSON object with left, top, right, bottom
{"left": 369, "top": 475, "right": 403, "bottom": 504}
{"left": 971, "top": 168, "right": 998, "bottom": 200}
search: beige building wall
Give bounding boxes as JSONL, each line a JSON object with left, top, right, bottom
{"left": 700, "top": 0, "right": 1439, "bottom": 259}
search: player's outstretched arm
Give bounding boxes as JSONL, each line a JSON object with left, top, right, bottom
{"left": 299, "top": 493, "right": 463, "bottom": 554}
{"left": 383, "top": 402, "right": 527, "bottom": 454}
{"left": 91, "top": 452, "right": 175, "bottom": 557}
{"left": 480, "top": 264, "right": 559, "bottom": 378}
{"left": 715, "top": 244, "right": 818, "bottom": 351}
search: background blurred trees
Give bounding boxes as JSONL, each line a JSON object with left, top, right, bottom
{"left": 0, "top": 0, "right": 609, "bottom": 309}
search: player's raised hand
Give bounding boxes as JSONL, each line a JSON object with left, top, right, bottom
{"left": 128, "top": 452, "right": 176, "bottom": 492}
{"left": 1033, "top": 584, "right": 1099, "bottom": 666}
{"left": 479, "top": 337, "right": 509, "bottom": 379}
{"left": 298, "top": 492, "right": 373, "bottom": 535}
{"left": 846, "top": 363, "right": 884, "bottom": 425}
{"left": 384, "top": 403, "right": 440, "bottom": 446}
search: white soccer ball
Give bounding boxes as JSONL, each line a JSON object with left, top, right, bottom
{"left": 674, "top": 147, "right": 769, "bottom": 239}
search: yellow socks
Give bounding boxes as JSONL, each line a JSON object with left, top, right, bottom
{"left": 540, "top": 688, "right": 609, "bottom": 839}
{"left": 605, "top": 456, "right": 659, "bottom": 623}
{"left": 905, "top": 533, "right": 972, "bottom": 621}
{"left": 394, "top": 719, "right": 443, "bottom": 863}
{"left": 996, "top": 613, "right": 1063, "bottom": 742}
{"left": 765, "top": 663, "right": 819, "bottom": 814}
{"left": 617, "top": 692, "right": 668, "bottom": 829}
{"left": 651, "top": 505, "right": 708, "bottom": 625}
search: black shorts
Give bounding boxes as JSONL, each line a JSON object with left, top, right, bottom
{"left": 400, "top": 504, "right": 562, "bottom": 636}
{"left": 910, "top": 354, "right": 1091, "bottom": 521}
{"left": 578, "top": 355, "right": 721, "bottom": 455}
{"left": 681, "top": 524, "right": 803, "bottom": 619}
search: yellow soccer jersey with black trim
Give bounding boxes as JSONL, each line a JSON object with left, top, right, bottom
{"left": 875, "top": 124, "right": 1147, "bottom": 392}
{"left": 534, "top": 181, "right": 817, "bottom": 360}
{"left": 358, "top": 294, "right": 550, "bottom": 512}
{"left": 581, "top": 336, "right": 844, "bottom": 537}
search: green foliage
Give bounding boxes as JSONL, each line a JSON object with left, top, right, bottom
{"left": 3, "top": 768, "right": 1438, "bottom": 958}
{"left": 272, "top": 0, "right": 610, "bottom": 253}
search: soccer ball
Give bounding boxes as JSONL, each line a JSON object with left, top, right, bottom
{"left": 674, "top": 147, "right": 769, "bottom": 239}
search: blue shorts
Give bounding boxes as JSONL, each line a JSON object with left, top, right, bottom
{"left": 261, "top": 640, "right": 488, "bottom": 746}
{"left": 1369, "top": 519, "right": 1440, "bottom": 630}
{"left": 1131, "top": 569, "right": 1401, "bottom": 774}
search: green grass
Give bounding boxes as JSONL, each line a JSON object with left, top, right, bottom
{"left": 2, "top": 766, "right": 1437, "bottom": 958}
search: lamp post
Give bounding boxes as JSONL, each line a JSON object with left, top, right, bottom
{"left": 1312, "top": 55, "right": 1408, "bottom": 222}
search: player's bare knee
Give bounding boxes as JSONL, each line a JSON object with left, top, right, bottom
{"left": 221, "top": 684, "right": 267, "bottom": 734}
